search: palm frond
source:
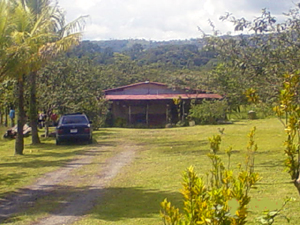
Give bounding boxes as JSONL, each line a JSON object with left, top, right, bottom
{"left": 0, "top": 0, "right": 86, "bottom": 80}
{"left": 59, "top": 15, "right": 87, "bottom": 37}
{"left": 38, "top": 32, "right": 81, "bottom": 59}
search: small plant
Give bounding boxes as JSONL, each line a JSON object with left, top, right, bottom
{"left": 175, "top": 120, "right": 186, "bottom": 127}
{"left": 161, "top": 127, "right": 260, "bottom": 225}
{"left": 244, "top": 88, "right": 260, "bottom": 106}
{"left": 173, "top": 96, "right": 185, "bottom": 124}
{"left": 113, "top": 117, "right": 127, "bottom": 127}
{"left": 256, "top": 197, "right": 294, "bottom": 225}
{"left": 245, "top": 127, "right": 258, "bottom": 174}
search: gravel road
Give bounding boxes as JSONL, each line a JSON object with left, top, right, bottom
{"left": 0, "top": 144, "right": 136, "bottom": 225}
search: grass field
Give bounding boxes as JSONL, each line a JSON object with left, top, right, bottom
{"left": 0, "top": 118, "right": 299, "bottom": 224}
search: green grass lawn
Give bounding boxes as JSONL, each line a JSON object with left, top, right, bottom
{"left": 0, "top": 118, "right": 299, "bottom": 224}
{"left": 0, "top": 126, "right": 91, "bottom": 196}
{"left": 75, "top": 118, "right": 298, "bottom": 225}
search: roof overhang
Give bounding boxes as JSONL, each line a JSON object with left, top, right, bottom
{"left": 104, "top": 81, "right": 168, "bottom": 93}
{"left": 105, "top": 93, "right": 223, "bottom": 101}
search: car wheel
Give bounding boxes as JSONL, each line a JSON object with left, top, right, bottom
{"left": 88, "top": 137, "right": 93, "bottom": 144}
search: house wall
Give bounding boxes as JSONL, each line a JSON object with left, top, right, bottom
{"left": 105, "top": 82, "right": 222, "bottom": 127}
{"left": 111, "top": 100, "right": 170, "bottom": 126}
{"left": 107, "top": 83, "right": 187, "bottom": 95}
{"left": 112, "top": 102, "right": 127, "bottom": 119}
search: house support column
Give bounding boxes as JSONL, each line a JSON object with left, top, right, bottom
{"left": 129, "top": 105, "right": 132, "bottom": 124}
{"left": 166, "top": 104, "right": 170, "bottom": 124}
{"left": 182, "top": 101, "right": 185, "bottom": 121}
{"left": 146, "top": 102, "right": 149, "bottom": 126}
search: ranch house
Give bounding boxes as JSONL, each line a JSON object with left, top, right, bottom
{"left": 104, "top": 81, "right": 222, "bottom": 127}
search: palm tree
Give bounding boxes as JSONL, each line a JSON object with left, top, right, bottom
{"left": 0, "top": 0, "right": 85, "bottom": 154}
{"left": 0, "top": 1, "right": 32, "bottom": 154}
{"left": 0, "top": 1, "right": 15, "bottom": 79}
{"left": 20, "top": 0, "right": 86, "bottom": 144}
{"left": 0, "top": 1, "right": 15, "bottom": 127}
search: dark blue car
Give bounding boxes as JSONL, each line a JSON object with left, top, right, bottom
{"left": 56, "top": 113, "right": 92, "bottom": 145}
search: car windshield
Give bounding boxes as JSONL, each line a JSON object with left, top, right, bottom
{"left": 62, "top": 116, "right": 88, "bottom": 124}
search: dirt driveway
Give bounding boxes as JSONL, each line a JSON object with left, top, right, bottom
{"left": 0, "top": 143, "right": 137, "bottom": 225}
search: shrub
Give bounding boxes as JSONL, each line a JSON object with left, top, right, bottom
{"left": 113, "top": 117, "right": 127, "bottom": 127}
{"left": 160, "top": 128, "right": 260, "bottom": 225}
{"left": 189, "top": 100, "right": 229, "bottom": 124}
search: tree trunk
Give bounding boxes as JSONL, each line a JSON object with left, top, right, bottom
{"left": 295, "top": 152, "right": 300, "bottom": 195}
{"left": 294, "top": 179, "right": 300, "bottom": 195}
{"left": 4, "top": 107, "right": 8, "bottom": 127}
{"left": 15, "top": 77, "right": 25, "bottom": 155}
{"left": 0, "top": 110, "right": 2, "bottom": 125}
{"left": 44, "top": 119, "right": 50, "bottom": 137}
{"left": 29, "top": 71, "right": 40, "bottom": 144}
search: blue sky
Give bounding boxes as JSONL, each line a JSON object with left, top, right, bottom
{"left": 57, "top": 0, "right": 296, "bottom": 41}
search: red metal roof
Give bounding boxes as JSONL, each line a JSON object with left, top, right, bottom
{"left": 105, "top": 93, "right": 223, "bottom": 100}
{"left": 103, "top": 81, "right": 204, "bottom": 93}
{"left": 104, "top": 81, "right": 167, "bottom": 93}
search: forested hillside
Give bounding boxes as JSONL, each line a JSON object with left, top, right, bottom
{"left": 3, "top": 3, "right": 300, "bottom": 144}
{"left": 90, "top": 38, "right": 204, "bottom": 52}
{"left": 55, "top": 38, "right": 217, "bottom": 97}
{"left": 69, "top": 39, "right": 214, "bottom": 69}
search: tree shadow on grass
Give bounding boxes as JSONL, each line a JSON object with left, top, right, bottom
{"left": 93, "top": 187, "right": 182, "bottom": 221}
{"left": 0, "top": 146, "right": 112, "bottom": 191}
{"left": 152, "top": 140, "right": 210, "bottom": 155}
{"left": 0, "top": 145, "right": 111, "bottom": 169}
{"left": 0, "top": 173, "right": 27, "bottom": 186}
{"left": 93, "top": 130, "right": 117, "bottom": 137}
{"left": 0, "top": 158, "right": 75, "bottom": 169}
{"left": 256, "top": 181, "right": 292, "bottom": 186}
{"left": 27, "top": 142, "right": 86, "bottom": 151}
{"left": 256, "top": 159, "right": 284, "bottom": 168}
{"left": 158, "top": 140, "right": 208, "bottom": 148}
{"left": 0, "top": 186, "right": 182, "bottom": 224}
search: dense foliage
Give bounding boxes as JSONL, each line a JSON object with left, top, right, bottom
{"left": 37, "top": 56, "right": 108, "bottom": 128}
{"left": 273, "top": 72, "right": 300, "bottom": 195}
{"left": 189, "top": 100, "right": 228, "bottom": 124}
{"left": 204, "top": 7, "right": 300, "bottom": 110}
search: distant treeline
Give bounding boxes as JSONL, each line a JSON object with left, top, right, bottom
{"left": 90, "top": 39, "right": 205, "bottom": 52}
{"left": 68, "top": 39, "right": 216, "bottom": 69}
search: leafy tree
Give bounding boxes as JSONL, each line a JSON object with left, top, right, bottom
{"left": 0, "top": 0, "right": 14, "bottom": 79}
{"left": 125, "top": 43, "right": 144, "bottom": 60}
{"left": 0, "top": 0, "right": 37, "bottom": 154}
{"left": 100, "top": 53, "right": 143, "bottom": 88}
{"left": 0, "top": 0, "right": 84, "bottom": 154}
{"left": 211, "top": 4, "right": 300, "bottom": 195}
{"left": 0, "top": 79, "right": 16, "bottom": 126}
{"left": 204, "top": 6, "right": 300, "bottom": 111}
{"left": 189, "top": 99, "right": 228, "bottom": 124}
{"left": 37, "top": 56, "right": 107, "bottom": 129}
{"left": 20, "top": 0, "right": 86, "bottom": 144}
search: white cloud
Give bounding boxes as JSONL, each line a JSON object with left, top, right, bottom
{"left": 57, "top": 0, "right": 296, "bottom": 41}
{"left": 73, "top": 0, "right": 99, "bottom": 11}
{"left": 84, "top": 24, "right": 110, "bottom": 40}
{"left": 204, "top": 0, "right": 215, "bottom": 16}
